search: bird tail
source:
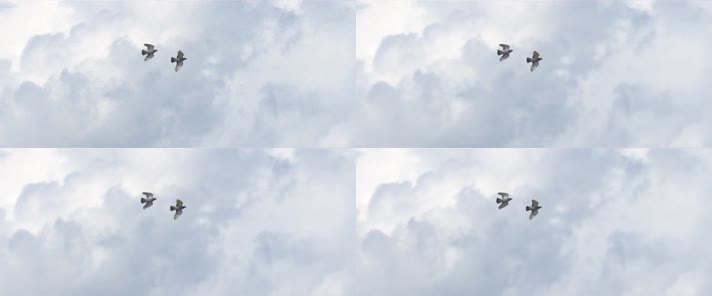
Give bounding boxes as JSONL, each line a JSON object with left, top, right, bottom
{"left": 142, "top": 49, "right": 148, "bottom": 55}
{"left": 141, "top": 198, "right": 147, "bottom": 203}
{"left": 170, "top": 206, "right": 175, "bottom": 211}
{"left": 526, "top": 206, "right": 531, "bottom": 211}
{"left": 526, "top": 57, "right": 532, "bottom": 63}
{"left": 497, "top": 49, "right": 503, "bottom": 55}
{"left": 496, "top": 198, "right": 502, "bottom": 204}
{"left": 171, "top": 57, "right": 176, "bottom": 63}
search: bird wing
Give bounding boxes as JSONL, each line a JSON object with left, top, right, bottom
{"left": 532, "top": 199, "right": 539, "bottom": 207}
{"left": 176, "top": 199, "right": 183, "bottom": 207}
{"left": 143, "top": 201, "right": 152, "bottom": 209}
{"left": 497, "top": 192, "right": 509, "bottom": 198}
{"left": 175, "top": 61, "right": 183, "bottom": 72}
{"left": 499, "top": 44, "right": 509, "bottom": 50}
{"left": 498, "top": 201, "right": 508, "bottom": 209}
{"left": 533, "top": 51, "right": 540, "bottom": 58}
{"left": 174, "top": 209, "right": 183, "bottom": 219}
{"left": 142, "top": 192, "right": 153, "bottom": 197}
{"left": 144, "top": 43, "right": 154, "bottom": 50}
{"left": 529, "top": 209, "right": 538, "bottom": 219}
{"left": 177, "top": 50, "right": 184, "bottom": 59}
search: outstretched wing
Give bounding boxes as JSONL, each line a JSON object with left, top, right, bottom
{"left": 532, "top": 51, "right": 540, "bottom": 59}
{"left": 176, "top": 199, "right": 183, "bottom": 207}
{"left": 497, "top": 192, "right": 509, "bottom": 198}
{"left": 529, "top": 209, "right": 538, "bottom": 219}
{"left": 175, "top": 61, "right": 183, "bottom": 72}
{"left": 142, "top": 192, "right": 153, "bottom": 197}
{"left": 144, "top": 43, "right": 154, "bottom": 50}
{"left": 177, "top": 50, "right": 184, "bottom": 59}
{"left": 174, "top": 210, "right": 182, "bottom": 220}
{"left": 531, "top": 199, "right": 539, "bottom": 207}
{"left": 499, "top": 44, "right": 510, "bottom": 50}
{"left": 530, "top": 62, "right": 539, "bottom": 72}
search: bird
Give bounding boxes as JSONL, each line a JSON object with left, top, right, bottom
{"left": 496, "top": 192, "right": 512, "bottom": 209}
{"left": 526, "top": 50, "right": 542, "bottom": 72}
{"left": 171, "top": 50, "right": 187, "bottom": 72}
{"left": 140, "top": 192, "right": 157, "bottom": 209}
{"left": 170, "top": 199, "right": 186, "bottom": 220}
{"left": 497, "top": 44, "right": 513, "bottom": 61}
{"left": 525, "top": 199, "right": 542, "bottom": 220}
{"left": 141, "top": 44, "right": 157, "bottom": 61}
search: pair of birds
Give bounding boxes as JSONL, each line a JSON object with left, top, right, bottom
{"left": 140, "top": 192, "right": 187, "bottom": 220}
{"left": 141, "top": 43, "right": 187, "bottom": 72}
{"left": 496, "top": 192, "right": 542, "bottom": 220}
{"left": 497, "top": 44, "right": 542, "bottom": 72}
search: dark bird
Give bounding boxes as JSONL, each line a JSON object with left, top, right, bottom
{"left": 497, "top": 44, "right": 513, "bottom": 61}
{"left": 525, "top": 199, "right": 542, "bottom": 220}
{"left": 170, "top": 199, "right": 186, "bottom": 220}
{"left": 171, "top": 50, "right": 187, "bottom": 72}
{"left": 140, "top": 192, "right": 156, "bottom": 209}
{"left": 526, "top": 50, "right": 542, "bottom": 72}
{"left": 141, "top": 44, "right": 157, "bottom": 61}
{"left": 496, "top": 192, "right": 512, "bottom": 209}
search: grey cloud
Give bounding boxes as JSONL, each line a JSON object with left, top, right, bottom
{"left": 0, "top": 149, "right": 354, "bottom": 296}
{"left": 352, "top": 149, "right": 712, "bottom": 295}
{"left": 0, "top": 0, "right": 356, "bottom": 147}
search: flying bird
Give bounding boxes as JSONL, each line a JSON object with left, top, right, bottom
{"left": 140, "top": 192, "right": 157, "bottom": 209}
{"left": 496, "top": 192, "right": 512, "bottom": 209}
{"left": 171, "top": 50, "right": 187, "bottom": 72}
{"left": 170, "top": 199, "right": 186, "bottom": 220}
{"left": 497, "top": 44, "right": 513, "bottom": 61}
{"left": 526, "top": 50, "right": 542, "bottom": 72}
{"left": 525, "top": 199, "right": 542, "bottom": 220}
{"left": 141, "top": 43, "right": 157, "bottom": 61}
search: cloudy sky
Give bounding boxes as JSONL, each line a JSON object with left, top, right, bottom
{"left": 0, "top": 0, "right": 356, "bottom": 147}
{"left": 0, "top": 148, "right": 355, "bottom": 296}
{"left": 353, "top": 148, "right": 711, "bottom": 295}
{"left": 351, "top": 0, "right": 712, "bottom": 147}
{"left": 4, "top": 0, "right": 712, "bottom": 147}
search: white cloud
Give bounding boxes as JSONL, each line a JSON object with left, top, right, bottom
{"left": 352, "top": 149, "right": 712, "bottom": 295}
{"left": 0, "top": 148, "right": 354, "bottom": 296}
{"left": 0, "top": 0, "right": 356, "bottom": 147}
{"left": 347, "top": 0, "right": 712, "bottom": 147}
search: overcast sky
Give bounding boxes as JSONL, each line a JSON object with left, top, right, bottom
{"left": 353, "top": 148, "right": 711, "bottom": 295}
{"left": 3, "top": 0, "right": 712, "bottom": 147}
{"left": 350, "top": 0, "right": 712, "bottom": 147}
{"left": 0, "top": 148, "right": 355, "bottom": 296}
{"left": 0, "top": 0, "right": 356, "bottom": 147}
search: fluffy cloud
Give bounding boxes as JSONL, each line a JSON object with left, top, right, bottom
{"left": 0, "top": 148, "right": 355, "bottom": 296}
{"left": 352, "top": 148, "right": 712, "bottom": 295}
{"left": 0, "top": 0, "right": 356, "bottom": 147}
{"left": 349, "top": 0, "right": 712, "bottom": 147}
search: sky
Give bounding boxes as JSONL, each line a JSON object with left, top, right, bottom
{"left": 2, "top": 148, "right": 711, "bottom": 295}
{"left": 0, "top": 148, "right": 356, "bottom": 296}
{"left": 0, "top": 0, "right": 356, "bottom": 147}
{"left": 3, "top": 0, "right": 712, "bottom": 147}
{"left": 352, "top": 148, "right": 711, "bottom": 295}
{"left": 350, "top": 0, "right": 712, "bottom": 147}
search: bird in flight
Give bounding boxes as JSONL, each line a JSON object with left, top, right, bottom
{"left": 526, "top": 51, "right": 542, "bottom": 72}
{"left": 171, "top": 50, "right": 187, "bottom": 72}
{"left": 496, "top": 192, "right": 512, "bottom": 209}
{"left": 170, "top": 199, "right": 186, "bottom": 220}
{"left": 497, "top": 44, "right": 513, "bottom": 61}
{"left": 140, "top": 192, "right": 156, "bottom": 209}
{"left": 141, "top": 43, "right": 157, "bottom": 61}
{"left": 525, "top": 199, "right": 542, "bottom": 220}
